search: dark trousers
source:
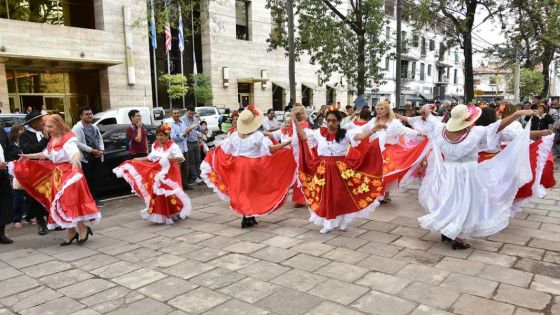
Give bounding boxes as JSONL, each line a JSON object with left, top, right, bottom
{"left": 187, "top": 142, "right": 201, "bottom": 182}
{"left": 0, "top": 172, "right": 14, "bottom": 226}
{"left": 82, "top": 157, "right": 101, "bottom": 201}
{"left": 28, "top": 197, "right": 48, "bottom": 227}
{"left": 12, "top": 189, "right": 26, "bottom": 223}
{"left": 179, "top": 152, "right": 189, "bottom": 188}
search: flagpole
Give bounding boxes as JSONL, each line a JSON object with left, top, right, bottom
{"left": 150, "top": 0, "right": 159, "bottom": 108}
{"left": 179, "top": 5, "right": 185, "bottom": 109}
{"left": 191, "top": 6, "right": 198, "bottom": 107}
{"left": 164, "top": 0, "right": 171, "bottom": 109}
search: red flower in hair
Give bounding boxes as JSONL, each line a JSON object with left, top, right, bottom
{"left": 159, "top": 123, "right": 172, "bottom": 135}
{"left": 246, "top": 104, "right": 259, "bottom": 116}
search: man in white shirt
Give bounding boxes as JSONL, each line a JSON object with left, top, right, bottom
{"left": 262, "top": 109, "right": 280, "bottom": 132}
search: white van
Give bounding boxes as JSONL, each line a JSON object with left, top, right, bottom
{"left": 93, "top": 107, "right": 165, "bottom": 126}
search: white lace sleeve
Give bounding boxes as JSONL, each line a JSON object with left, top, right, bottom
{"left": 424, "top": 115, "right": 445, "bottom": 139}
{"left": 393, "top": 119, "right": 419, "bottom": 138}
{"left": 219, "top": 134, "right": 234, "bottom": 155}
{"left": 484, "top": 120, "right": 503, "bottom": 150}
{"left": 271, "top": 130, "right": 282, "bottom": 143}
{"left": 147, "top": 143, "right": 158, "bottom": 161}
{"left": 307, "top": 129, "right": 319, "bottom": 149}
{"left": 258, "top": 133, "right": 273, "bottom": 156}
{"left": 170, "top": 143, "right": 185, "bottom": 160}
{"left": 500, "top": 121, "right": 523, "bottom": 143}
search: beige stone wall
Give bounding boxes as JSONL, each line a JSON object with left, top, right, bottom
{"left": 202, "top": 0, "right": 349, "bottom": 111}
{"left": 0, "top": 0, "right": 152, "bottom": 111}
{"left": 0, "top": 60, "right": 9, "bottom": 114}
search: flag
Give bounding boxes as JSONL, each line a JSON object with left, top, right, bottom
{"left": 164, "top": 21, "right": 172, "bottom": 52}
{"left": 149, "top": 0, "right": 157, "bottom": 49}
{"left": 191, "top": 7, "right": 198, "bottom": 75}
{"left": 178, "top": 6, "right": 184, "bottom": 52}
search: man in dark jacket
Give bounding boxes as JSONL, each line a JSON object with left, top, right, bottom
{"left": 19, "top": 112, "right": 49, "bottom": 235}
{"left": 0, "top": 127, "right": 14, "bottom": 244}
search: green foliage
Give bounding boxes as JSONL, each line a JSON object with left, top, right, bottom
{"left": 508, "top": 69, "right": 545, "bottom": 98}
{"left": 266, "top": 0, "right": 390, "bottom": 96}
{"left": 159, "top": 74, "right": 189, "bottom": 100}
{"left": 191, "top": 74, "right": 213, "bottom": 104}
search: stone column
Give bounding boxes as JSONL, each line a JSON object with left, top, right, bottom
{"left": 0, "top": 58, "right": 9, "bottom": 113}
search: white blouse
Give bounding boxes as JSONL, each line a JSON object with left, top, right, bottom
{"left": 271, "top": 130, "right": 292, "bottom": 144}
{"left": 307, "top": 129, "right": 352, "bottom": 157}
{"left": 148, "top": 142, "right": 184, "bottom": 162}
{"left": 499, "top": 120, "right": 524, "bottom": 144}
{"left": 220, "top": 131, "right": 272, "bottom": 158}
{"left": 364, "top": 119, "right": 419, "bottom": 145}
{"left": 43, "top": 137, "right": 81, "bottom": 164}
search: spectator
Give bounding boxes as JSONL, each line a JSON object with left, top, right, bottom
{"left": 169, "top": 108, "right": 191, "bottom": 190}
{"left": 182, "top": 107, "right": 204, "bottom": 184}
{"left": 228, "top": 112, "right": 239, "bottom": 135}
{"left": 313, "top": 113, "right": 324, "bottom": 129}
{"left": 199, "top": 121, "right": 215, "bottom": 161}
{"left": 6, "top": 124, "right": 25, "bottom": 229}
{"left": 263, "top": 109, "right": 280, "bottom": 132}
{"left": 25, "top": 106, "right": 33, "bottom": 114}
{"left": 40, "top": 105, "right": 48, "bottom": 115}
{"left": 72, "top": 106, "right": 105, "bottom": 207}
{"left": 341, "top": 105, "right": 357, "bottom": 129}
{"left": 126, "top": 109, "right": 148, "bottom": 158}
{"left": 0, "top": 127, "right": 13, "bottom": 244}
{"left": 526, "top": 103, "right": 554, "bottom": 131}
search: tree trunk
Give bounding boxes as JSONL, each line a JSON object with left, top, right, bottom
{"left": 287, "top": 0, "right": 297, "bottom": 105}
{"left": 356, "top": 32, "right": 366, "bottom": 97}
{"left": 540, "top": 47, "right": 554, "bottom": 98}
{"left": 463, "top": 32, "right": 474, "bottom": 103}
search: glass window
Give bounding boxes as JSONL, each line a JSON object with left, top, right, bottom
{"left": 412, "top": 35, "right": 419, "bottom": 47}
{"left": 421, "top": 38, "right": 426, "bottom": 56}
{"left": 454, "top": 50, "right": 459, "bottom": 64}
{"left": 427, "top": 64, "right": 432, "bottom": 76}
{"left": 429, "top": 39, "right": 435, "bottom": 51}
{"left": 15, "top": 71, "right": 67, "bottom": 94}
{"left": 0, "top": 0, "right": 95, "bottom": 29}
{"left": 401, "top": 31, "right": 407, "bottom": 51}
{"left": 411, "top": 62, "right": 416, "bottom": 80}
{"left": 401, "top": 60, "right": 409, "bottom": 78}
{"left": 385, "top": 26, "right": 390, "bottom": 42}
{"left": 454, "top": 69, "right": 458, "bottom": 84}
{"left": 420, "top": 63, "right": 425, "bottom": 81}
{"left": 7, "top": 70, "right": 16, "bottom": 93}
{"left": 385, "top": 56, "right": 390, "bottom": 70}
{"left": 236, "top": 0, "right": 250, "bottom": 40}
{"left": 384, "top": 0, "right": 395, "bottom": 17}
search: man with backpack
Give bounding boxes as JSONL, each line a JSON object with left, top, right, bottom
{"left": 126, "top": 109, "right": 148, "bottom": 158}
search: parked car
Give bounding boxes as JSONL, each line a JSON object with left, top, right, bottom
{"left": 195, "top": 106, "right": 220, "bottom": 132}
{"left": 95, "top": 124, "right": 157, "bottom": 194}
{"left": 93, "top": 107, "right": 165, "bottom": 127}
{"left": 0, "top": 114, "right": 26, "bottom": 133}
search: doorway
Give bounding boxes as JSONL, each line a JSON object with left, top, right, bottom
{"left": 237, "top": 83, "right": 253, "bottom": 108}
{"left": 20, "top": 96, "right": 43, "bottom": 112}
{"left": 272, "top": 84, "right": 285, "bottom": 110}
{"left": 302, "top": 84, "right": 313, "bottom": 108}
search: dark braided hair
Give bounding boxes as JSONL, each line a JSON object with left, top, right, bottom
{"left": 325, "top": 110, "right": 347, "bottom": 143}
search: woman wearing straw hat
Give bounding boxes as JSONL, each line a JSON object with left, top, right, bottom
{"left": 417, "top": 104, "right": 534, "bottom": 249}
{"left": 200, "top": 105, "right": 294, "bottom": 228}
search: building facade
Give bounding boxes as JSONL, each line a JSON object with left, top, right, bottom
{"left": 0, "top": 0, "right": 152, "bottom": 123}
{"left": 473, "top": 61, "right": 513, "bottom": 103}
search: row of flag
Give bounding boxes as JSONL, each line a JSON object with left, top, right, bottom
{"left": 150, "top": 0, "right": 185, "bottom": 53}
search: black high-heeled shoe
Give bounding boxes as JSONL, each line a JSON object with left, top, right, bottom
{"left": 60, "top": 233, "right": 79, "bottom": 246}
{"left": 248, "top": 217, "right": 258, "bottom": 226}
{"left": 77, "top": 227, "right": 93, "bottom": 245}
{"left": 451, "top": 240, "right": 471, "bottom": 250}
{"left": 241, "top": 216, "right": 251, "bottom": 229}
{"left": 441, "top": 234, "right": 452, "bottom": 243}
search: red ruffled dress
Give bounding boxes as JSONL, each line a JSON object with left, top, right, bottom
{"left": 10, "top": 132, "right": 100, "bottom": 229}
{"left": 113, "top": 140, "right": 191, "bottom": 224}
{"left": 292, "top": 124, "right": 384, "bottom": 230}
{"left": 201, "top": 131, "right": 296, "bottom": 216}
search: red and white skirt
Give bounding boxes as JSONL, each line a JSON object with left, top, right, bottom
{"left": 10, "top": 160, "right": 100, "bottom": 230}
{"left": 201, "top": 147, "right": 297, "bottom": 216}
{"left": 382, "top": 138, "right": 431, "bottom": 192}
{"left": 114, "top": 159, "right": 191, "bottom": 224}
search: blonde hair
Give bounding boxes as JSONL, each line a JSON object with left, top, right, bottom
{"left": 291, "top": 105, "right": 306, "bottom": 122}
{"left": 375, "top": 100, "right": 396, "bottom": 121}
{"left": 46, "top": 114, "right": 71, "bottom": 134}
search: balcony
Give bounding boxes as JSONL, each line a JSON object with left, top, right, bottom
{"left": 435, "top": 76, "right": 449, "bottom": 84}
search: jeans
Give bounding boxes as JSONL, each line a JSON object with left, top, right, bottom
{"left": 12, "top": 189, "right": 26, "bottom": 223}
{"left": 187, "top": 141, "right": 201, "bottom": 182}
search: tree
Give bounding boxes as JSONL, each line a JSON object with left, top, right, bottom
{"left": 159, "top": 74, "right": 189, "bottom": 100}
{"left": 508, "top": 69, "right": 544, "bottom": 99}
{"left": 266, "top": 0, "right": 390, "bottom": 99}
{"left": 417, "top": 0, "right": 505, "bottom": 102}
{"left": 192, "top": 74, "right": 213, "bottom": 104}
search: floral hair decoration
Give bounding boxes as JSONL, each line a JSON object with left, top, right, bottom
{"left": 465, "top": 105, "right": 479, "bottom": 121}
{"left": 159, "top": 123, "right": 172, "bottom": 135}
{"left": 246, "top": 104, "right": 259, "bottom": 116}
{"left": 324, "top": 105, "right": 339, "bottom": 114}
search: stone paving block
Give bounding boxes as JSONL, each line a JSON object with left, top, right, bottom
{"left": 322, "top": 247, "right": 369, "bottom": 264}
{"left": 58, "top": 278, "right": 116, "bottom": 299}
{"left": 451, "top": 294, "right": 515, "bottom": 315}
{"left": 72, "top": 254, "right": 119, "bottom": 271}
{"left": 80, "top": 286, "right": 131, "bottom": 307}
{"left": 90, "top": 261, "right": 142, "bottom": 279}
{"left": 69, "top": 310, "right": 101, "bottom": 315}
{"left": 400, "top": 282, "right": 461, "bottom": 309}
{"left": 478, "top": 265, "right": 533, "bottom": 288}
{"left": 53, "top": 247, "right": 98, "bottom": 262}
{"left": 468, "top": 250, "right": 517, "bottom": 267}
{"left": 220, "top": 277, "right": 279, "bottom": 303}
{"left": 168, "top": 287, "right": 230, "bottom": 314}
{"left": 236, "top": 231, "right": 276, "bottom": 242}
{"left": 119, "top": 232, "right": 158, "bottom": 243}
{"left": 112, "top": 268, "right": 167, "bottom": 290}
{"left": 282, "top": 254, "right": 330, "bottom": 272}
{"left": 499, "top": 244, "right": 545, "bottom": 260}
{"left": 493, "top": 284, "right": 551, "bottom": 310}
{"left": 291, "top": 242, "right": 335, "bottom": 257}
{"left": 304, "top": 301, "right": 364, "bottom": 315}
{"left": 308, "top": 279, "right": 368, "bottom": 305}
{"left": 543, "top": 250, "right": 560, "bottom": 264}
{"left": 116, "top": 248, "right": 161, "bottom": 263}
{"left": 39, "top": 269, "right": 94, "bottom": 290}
{"left": 390, "top": 216, "right": 420, "bottom": 227}
{"left": 196, "top": 235, "right": 240, "bottom": 250}
{"left": 435, "top": 257, "right": 486, "bottom": 276}
{"left": 176, "top": 231, "right": 215, "bottom": 243}
{"left": 359, "top": 220, "right": 398, "bottom": 232}
{"left": 513, "top": 308, "right": 546, "bottom": 315}
{"left": 356, "top": 241, "right": 402, "bottom": 257}
{"left": 355, "top": 272, "right": 410, "bottom": 294}
{"left": 203, "top": 298, "right": 270, "bottom": 315}
{"left": 209, "top": 253, "right": 259, "bottom": 271}
{"left": 326, "top": 236, "right": 369, "bottom": 250}
{"left": 87, "top": 291, "right": 145, "bottom": 313}
{"left": 262, "top": 235, "right": 303, "bottom": 249}
{"left": 351, "top": 290, "right": 417, "bottom": 315}
{"left": 271, "top": 269, "right": 327, "bottom": 292}
{"left": 95, "top": 243, "right": 140, "bottom": 256}
{"left": 105, "top": 297, "right": 173, "bottom": 315}
{"left": 270, "top": 226, "right": 309, "bottom": 237}
{"left": 530, "top": 274, "right": 560, "bottom": 295}
{"left": 396, "top": 264, "right": 450, "bottom": 285}
{"left": 358, "top": 230, "right": 401, "bottom": 244}
{"left": 514, "top": 258, "right": 560, "bottom": 278}
{"left": 0, "top": 286, "right": 62, "bottom": 313}
{"left": 528, "top": 238, "right": 560, "bottom": 252}
{"left": 394, "top": 248, "right": 443, "bottom": 266}
{"left": 295, "top": 230, "right": 338, "bottom": 243}
{"left": 0, "top": 249, "right": 39, "bottom": 261}
{"left": 441, "top": 273, "right": 498, "bottom": 298}
{"left": 238, "top": 260, "right": 290, "bottom": 282}
{"left": 410, "top": 305, "right": 455, "bottom": 315}
{"left": 0, "top": 309, "right": 14, "bottom": 315}
{"left": 191, "top": 268, "right": 246, "bottom": 289}
{"left": 428, "top": 242, "right": 474, "bottom": 259}
{"left": 147, "top": 253, "right": 186, "bottom": 268}
{"left": 390, "top": 226, "right": 429, "bottom": 238}
{"left": 155, "top": 225, "right": 194, "bottom": 238}
{"left": 357, "top": 255, "right": 408, "bottom": 274}
{"left": 487, "top": 232, "right": 531, "bottom": 245}
{"left": 0, "top": 275, "right": 40, "bottom": 298}
{"left": 466, "top": 238, "right": 503, "bottom": 252}
{"left": 137, "top": 235, "right": 178, "bottom": 250}
{"left": 190, "top": 222, "right": 225, "bottom": 233}
{"left": 160, "top": 241, "right": 203, "bottom": 255}
{"left": 256, "top": 287, "right": 322, "bottom": 315}
{"left": 251, "top": 246, "right": 298, "bottom": 263}
{"left": 551, "top": 296, "right": 560, "bottom": 315}
{"left": 182, "top": 247, "right": 228, "bottom": 262}
{"left": 223, "top": 241, "right": 267, "bottom": 254}
{"left": 162, "top": 260, "right": 215, "bottom": 280}
{"left": 315, "top": 261, "right": 369, "bottom": 282}
{"left": 392, "top": 237, "right": 433, "bottom": 250}
{"left": 137, "top": 276, "right": 198, "bottom": 302}
{"left": 0, "top": 266, "right": 23, "bottom": 281}
{"left": 19, "top": 297, "right": 84, "bottom": 315}
{"left": 7, "top": 253, "right": 53, "bottom": 269}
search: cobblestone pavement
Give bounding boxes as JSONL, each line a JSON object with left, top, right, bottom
{"left": 1, "top": 183, "right": 560, "bottom": 315}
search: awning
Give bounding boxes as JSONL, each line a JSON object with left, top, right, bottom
{"left": 272, "top": 81, "right": 289, "bottom": 90}
{"left": 238, "top": 77, "right": 269, "bottom": 84}
{"left": 420, "top": 94, "right": 434, "bottom": 100}
{"left": 302, "top": 82, "right": 325, "bottom": 91}
{"left": 436, "top": 61, "right": 453, "bottom": 68}
{"left": 1, "top": 52, "right": 121, "bottom": 71}
{"left": 402, "top": 54, "right": 420, "bottom": 61}
{"left": 404, "top": 95, "right": 424, "bottom": 102}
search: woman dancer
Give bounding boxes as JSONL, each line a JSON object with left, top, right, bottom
{"left": 114, "top": 124, "right": 191, "bottom": 224}
{"left": 201, "top": 105, "right": 294, "bottom": 228}
{"left": 14, "top": 115, "right": 100, "bottom": 246}
{"left": 292, "top": 107, "right": 386, "bottom": 233}
{"left": 417, "top": 105, "right": 533, "bottom": 250}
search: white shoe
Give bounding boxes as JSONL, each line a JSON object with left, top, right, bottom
{"left": 339, "top": 222, "right": 348, "bottom": 231}
{"left": 320, "top": 227, "right": 332, "bottom": 234}
{"left": 195, "top": 177, "right": 203, "bottom": 184}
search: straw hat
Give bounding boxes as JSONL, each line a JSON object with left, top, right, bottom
{"left": 237, "top": 105, "right": 263, "bottom": 134}
{"left": 445, "top": 104, "right": 482, "bottom": 132}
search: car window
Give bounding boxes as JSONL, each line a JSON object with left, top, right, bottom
{"left": 0, "top": 116, "right": 26, "bottom": 128}
{"left": 103, "top": 131, "right": 127, "bottom": 152}
{"left": 98, "top": 118, "right": 117, "bottom": 125}
{"left": 197, "top": 108, "right": 217, "bottom": 117}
